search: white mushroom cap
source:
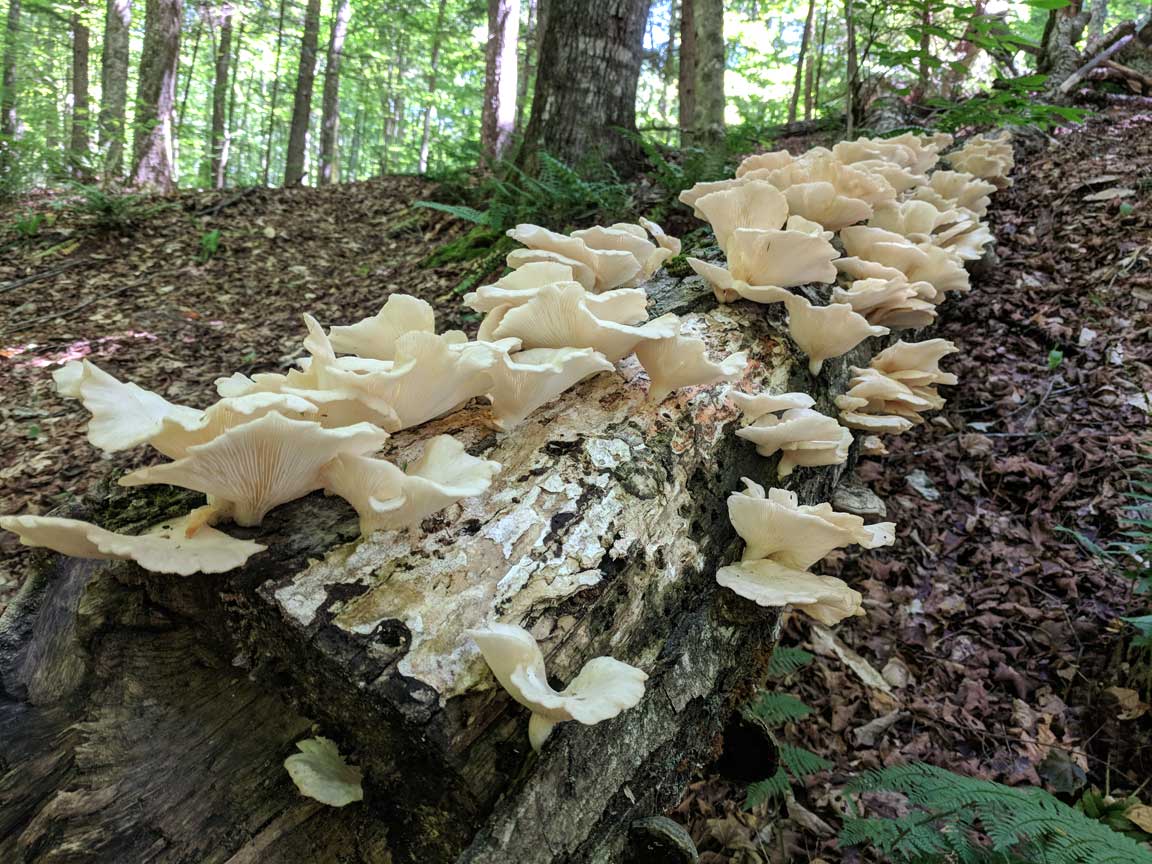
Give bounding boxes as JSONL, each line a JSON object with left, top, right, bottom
{"left": 151, "top": 392, "right": 320, "bottom": 458}
{"left": 839, "top": 226, "right": 970, "bottom": 297}
{"left": 634, "top": 330, "right": 747, "bottom": 403}
{"left": 322, "top": 435, "right": 500, "bottom": 533}
{"left": 678, "top": 178, "right": 749, "bottom": 218}
{"left": 327, "top": 294, "right": 437, "bottom": 360}
{"left": 870, "top": 338, "right": 959, "bottom": 387}
{"left": 735, "top": 150, "right": 795, "bottom": 177}
{"left": 944, "top": 133, "right": 1014, "bottom": 188}
{"left": 492, "top": 282, "right": 678, "bottom": 362}
{"left": 468, "top": 278, "right": 650, "bottom": 326}
{"left": 638, "top": 217, "right": 682, "bottom": 255}
{"left": 283, "top": 737, "right": 364, "bottom": 808}
{"left": 727, "top": 479, "right": 894, "bottom": 570}
{"left": 730, "top": 390, "right": 815, "bottom": 421}
{"left": 736, "top": 407, "right": 852, "bottom": 477}
{"left": 486, "top": 347, "right": 616, "bottom": 430}
{"left": 571, "top": 224, "right": 665, "bottom": 283}
{"left": 717, "top": 559, "right": 863, "bottom": 625}
{"left": 52, "top": 360, "right": 205, "bottom": 455}
{"left": 773, "top": 292, "right": 890, "bottom": 375}
{"left": 0, "top": 513, "right": 265, "bottom": 575}
{"left": 831, "top": 277, "right": 938, "bottom": 330}
{"left": 119, "top": 412, "right": 389, "bottom": 527}
{"left": 693, "top": 180, "right": 789, "bottom": 252}
{"left": 912, "top": 170, "right": 996, "bottom": 217}
{"left": 465, "top": 261, "right": 578, "bottom": 313}
{"left": 506, "top": 225, "right": 641, "bottom": 293}
{"left": 467, "top": 622, "right": 648, "bottom": 751}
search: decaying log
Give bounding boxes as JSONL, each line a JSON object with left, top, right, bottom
{"left": 0, "top": 269, "right": 882, "bottom": 863}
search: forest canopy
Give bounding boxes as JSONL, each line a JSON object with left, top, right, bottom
{"left": 0, "top": 0, "right": 1147, "bottom": 194}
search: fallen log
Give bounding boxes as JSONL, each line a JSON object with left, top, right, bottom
{"left": 0, "top": 269, "right": 882, "bottom": 863}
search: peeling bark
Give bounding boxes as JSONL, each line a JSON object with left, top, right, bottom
{"left": 0, "top": 273, "right": 883, "bottom": 863}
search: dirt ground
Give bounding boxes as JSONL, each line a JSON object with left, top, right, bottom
{"left": 1, "top": 105, "right": 1150, "bottom": 862}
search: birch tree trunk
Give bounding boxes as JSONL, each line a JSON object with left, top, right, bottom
{"left": 209, "top": 3, "right": 234, "bottom": 189}
{"left": 284, "top": 0, "right": 322, "bottom": 186}
{"left": 481, "top": 0, "right": 520, "bottom": 161}
{"left": 678, "top": 0, "right": 695, "bottom": 146}
{"left": 69, "top": 13, "right": 91, "bottom": 180}
{"left": 515, "top": 0, "right": 537, "bottom": 134}
{"left": 789, "top": 0, "right": 816, "bottom": 124}
{"left": 99, "top": 0, "right": 131, "bottom": 179}
{"left": 418, "top": 0, "right": 449, "bottom": 174}
{"left": 520, "top": 0, "right": 650, "bottom": 171}
{"left": 317, "top": 0, "right": 352, "bottom": 185}
{"left": 131, "top": 0, "right": 183, "bottom": 191}
{"left": 0, "top": 0, "right": 22, "bottom": 185}
{"left": 262, "top": 0, "right": 287, "bottom": 185}
{"left": 811, "top": 0, "right": 828, "bottom": 118}
{"left": 0, "top": 271, "right": 882, "bottom": 864}
{"left": 691, "top": 0, "right": 724, "bottom": 148}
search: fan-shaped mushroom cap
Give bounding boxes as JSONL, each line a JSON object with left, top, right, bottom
{"left": 869, "top": 200, "right": 992, "bottom": 262}
{"left": 838, "top": 226, "right": 969, "bottom": 297}
{"left": 638, "top": 217, "right": 682, "bottom": 254}
{"left": 152, "top": 392, "right": 319, "bottom": 458}
{"left": 486, "top": 347, "right": 615, "bottom": 430}
{"left": 785, "top": 214, "right": 835, "bottom": 242}
{"left": 678, "top": 178, "right": 749, "bottom": 218}
{"left": 634, "top": 330, "right": 747, "bottom": 402}
{"left": 717, "top": 559, "right": 863, "bottom": 625}
{"left": 322, "top": 435, "right": 500, "bottom": 533}
{"left": 571, "top": 224, "right": 663, "bottom": 282}
{"left": 944, "top": 133, "right": 1014, "bottom": 189}
{"left": 771, "top": 292, "right": 890, "bottom": 375}
{"left": 53, "top": 360, "right": 205, "bottom": 455}
{"left": 870, "top": 338, "right": 958, "bottom": 386}
{"left": 763, "top": 153, "right": 897, "bottom": 228}
{"left": 736, "top": 150, "right": 795, "bottom": 177}
{"left": 283, "top": 737, "right": 364, "bottom": 808}
{"left": 467, "top": 622, "right": 647, "bottom": 751}
{"left": 119, "top": 412, "right": 389, "bottom": 527}
{"left": 912, "top": 169, "right": 996, "bottom": 217}
{"left": 693, "top": 180, "right": 789, "bottom": 252}
{"left": 491, "top": 282, "right": 678, "bottom": 361}
{"left": 727, "top": 478, "right": 894, "bottom": 569}
{"left": 730, "top": 390, "right": 815, "bottom": 420}
{"left": 781, "top": 182, "right": 873, "bottom": 231}
{"left": 0, "top": 513, "right": 265, "bottom": 575}
{"left": 327, "top": 294, "right": 437, "bottom": 360}
{"left": 507, "top": 224, "right": 641, "bottom": 293}
{"left": 735, "top": 407, "right": 852, "bottom": 477}
{"left": 831, "top": 277, "right": 938, "bottom": 330}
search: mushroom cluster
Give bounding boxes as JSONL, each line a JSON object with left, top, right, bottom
{"left": 731, "top": 391, "right": 853, "bottom": 478}
{"left": 836, "top": 338, "right": 960, "bottom": 434}
{"left": 717, "top": 478, "right": 895, "bottom": 625}
{"left": 943, "top": 132, "right": 1015, "bottom": 189}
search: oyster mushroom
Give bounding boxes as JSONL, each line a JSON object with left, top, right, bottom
{"left": 468, "top": 622, "right": 648, "bottom": 751}
{"left": 754, "top": 288, "right": 889, "bottom": 375}
{"left": 634, "top": 328, "right": 747, "bottom": 402}
{"left": 485, "top": 347, "right": 616, "bottom": 430}
{"left": 506, "top": 224, "right": 641, "bottom": 292}
{"left": 693, "top": 180, "right": 789, "bottom": 252}
{"left": 327, "top": 293, "right": 442, "bottom": 360}
{"left": 732, "top": 394, "right": 852, "bottom": 477}
{"left": 687, "top": 225, "right": 838, "bottom": 304}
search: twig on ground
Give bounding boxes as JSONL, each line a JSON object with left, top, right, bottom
{"left": 0, "top": 258, "right": 88, "bottom": 295}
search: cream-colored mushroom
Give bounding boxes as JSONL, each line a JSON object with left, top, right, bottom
{"left": 327, "top": 294, "right": 440, "bottom": 360}
{"left": 506, "top": 224, "right": 641, "bottom": 292}
{"left": 638, "top": 217, "right": 682, "bottom": 255}
{"left": 762, "top": 153, "right": 896, "bottom": 229}
{"left": 729, "top": 390, "right": 814, "bottom": 416}
{"left": 468, "top": 622, "right": 648, "bottom": 751}
{"left": 486, "top": 347, "right": 616, "bottom": 430}
{"left": 911, "top": 170, "right": 996, "bottom": 218}
{"left": 838, "top": 225, "right": 969, "bottom": 297}
{"left": 831, "top": 277, "right": 938, "bottom": 330}
{"left": 491, "top": 281, "right": 678, "bottom": 361}
{"left": 735, "top": 405, "right": 852, "bottom": 477}
{"left": 868, "top": 200, "right": 992, "bottom": 262}
{"left": 678, "top": 178, "right": 749, "bottom": 218}
{"left": 687, "top": 225, "right": 839, "bottom": 304}
{"left": 466, "top": 270, "right": 650, "bottom": 327}
{"left": 322, "top": 435, "right": 500, "bottom": 533}
{"left": 752, "top": 288, "right": 889, "bottom": 375}
{"left": 283, "top": 737, "right": 364, "bottom": 808}
{"left": 717, "top": 559, "right": 863, "bottom": 626}
{"left": 735, "top": 150, "right": 795, "bottom": 177}
{"left": 571, "top": 224, "right": 674, "bottom": 282}
{"left": 870, "top": 338, "right": 958, "bottom": 386}
{"left": 944, "top": 133, "right": 1014, "bottom": 189}
{"left": 119, "top": 412, "right": 389, "bottom": 527}
{"left": 52, "top": 359, "right": 205, "bottom": 455}
{"left": 835, "top": 339, "right": 957, "bottom": 433}
{"left": 693, "top": 180, "right": 789, "bottom": 252}
{"left": 634, "top": 329, "right": 747, "bottom": 402}
{"left": 0, "top": 513, "right": 266, "bottom": 575}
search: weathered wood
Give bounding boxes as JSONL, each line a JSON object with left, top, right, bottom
{"left": 0, "top": 269, "right": 880, "bottom": 863}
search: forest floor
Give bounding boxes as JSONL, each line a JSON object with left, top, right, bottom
{"left": 1, "top": 106, "right": 1150, "bottom": 862}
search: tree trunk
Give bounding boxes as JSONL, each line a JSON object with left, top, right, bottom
{"left": 262, "top": 0, "right": 288, "bottom": 186}
{"left": 209, "top": 3, "right": 234, "bottom": 189}
{"left": 0, "top": 0, "right": 22, "bottom": 186}
{"left": 418, "top": 0, "right": 448, "bottom": 174}
{"left": 1088, "top": 0, "right": 1107, "bottom": 46}
{"left": 520, "top": 0, "right": 651, "bottom": 171}
{"left": 844, "top": 0, "right": 857, "bottom": 138}
{"left": 481, "top": 0, "right": 520, "bottom": 162}
{"left": 317, "top": 0, "right": 352, "bottom": 185}
{"left": 789, "top": 0, "right": 816, "bottom": 123}
{"left": 69, "top": 13, "right": 92, "bottom": 180}
{"left": 348, "top": 100, "right": 363, "bottom": 178}
{"left": 284, "top": 0, "right": 322, "bottom": 186}
{"left": 914, "top": 1, "right": 931, "bottom": 101}
{"left": 691, "top": 0, "right": 724, "bottom": 147}
{"left": 515, "top": 0, "right": 537, "bottom": 134}
{"left": 0, "top": 272, "right": 881, "bottom": 864}
{"left": 131, "top": 0, "right": 183, "bottom": 191}
{"left": 225, "top": 20, "right": 245, "bottom": 184}
{"left": 99, "top": 0, "right": 131, "bottom": 180}
{"left": 658, "top": 0, "right": 678, "bottom": 121}
{"left": 678, "top": 0, "right": 695, "bottom": 145}
{"left": 811, "top": 0, "right": 828, "bottom": 118}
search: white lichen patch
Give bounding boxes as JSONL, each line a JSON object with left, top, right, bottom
{"left": 270, "top": 309, "right": 790, "bottom": 701}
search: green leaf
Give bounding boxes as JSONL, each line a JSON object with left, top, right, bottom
{"left": 1026, "top": 0, "right": 1072, "bottom": 8}
{"left": 744, "top": 769, "right": 790, "bottom": 809}
{"left": 766, "top": 647, "right": 815, "bottom": 678}
{"left": 778, "top": 743, "right": 832, "bottom": 779}
{"left": 745, "top": 691, "right": 812, "bottom": 726}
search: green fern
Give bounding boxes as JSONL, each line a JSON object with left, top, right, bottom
{"left": 841, "top": 763, "right": 1152, "bottom": 864}
{"left": 744, "top": 769, "right": 790, "bottom": 808}
{"left": 766, "top": 646, "right": 814, "bottom": 679}
{"left": 745, "top": 691, "right": 811, "bottom": 726}
{"left": 412, "top": 201, "right": 493, "bottom": 226}
{"left": 777, "top": 743, "right": 832, "bottom": 778}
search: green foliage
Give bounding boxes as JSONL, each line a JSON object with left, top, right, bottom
{"left": 197, "top": 229, "right": 222, "bottom": 263}
{"left": 930, "top": 79, "right": 1089, "bottom": 132}
{"left": 1047, "top": 347, "right": 1064, "bottom": 370}
{"left": 766, "top": 646, "right": 815, "bottom": 679}
{"left": 840, "top": 762, "right": 1152, "bottom": 864}
{"left": 745, "top": 769, "right": 791, "bottom": 809}
{"left": 10, "top": 211, "right": 46, "bottom": 240}
{"left": 64, "top": 183, "right": 167, "bottom": 234}
{"left": 745, "top": 691, "right": 811, "bottom": 726}
{"left": 1078, "top": 789, "right": 1152, "bottom": 842}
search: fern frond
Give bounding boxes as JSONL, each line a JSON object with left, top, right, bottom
{"left": 413, "top": 201, "right": 491, "bottom": 226}
{"left": 744, "top": 769, "right": 790, "bottom": 810}
{"left": 777, "top": 743, "right": 831, "bottom": 779}
{"left": 744, "top": 691, "right": 811, "bottom": 726}
{"left": 766, "top": 646, "right": 814, "bottom": 679}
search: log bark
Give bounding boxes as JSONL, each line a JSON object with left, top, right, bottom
{"left": 0, "top": 273, "right": 881, "bottom": 863}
